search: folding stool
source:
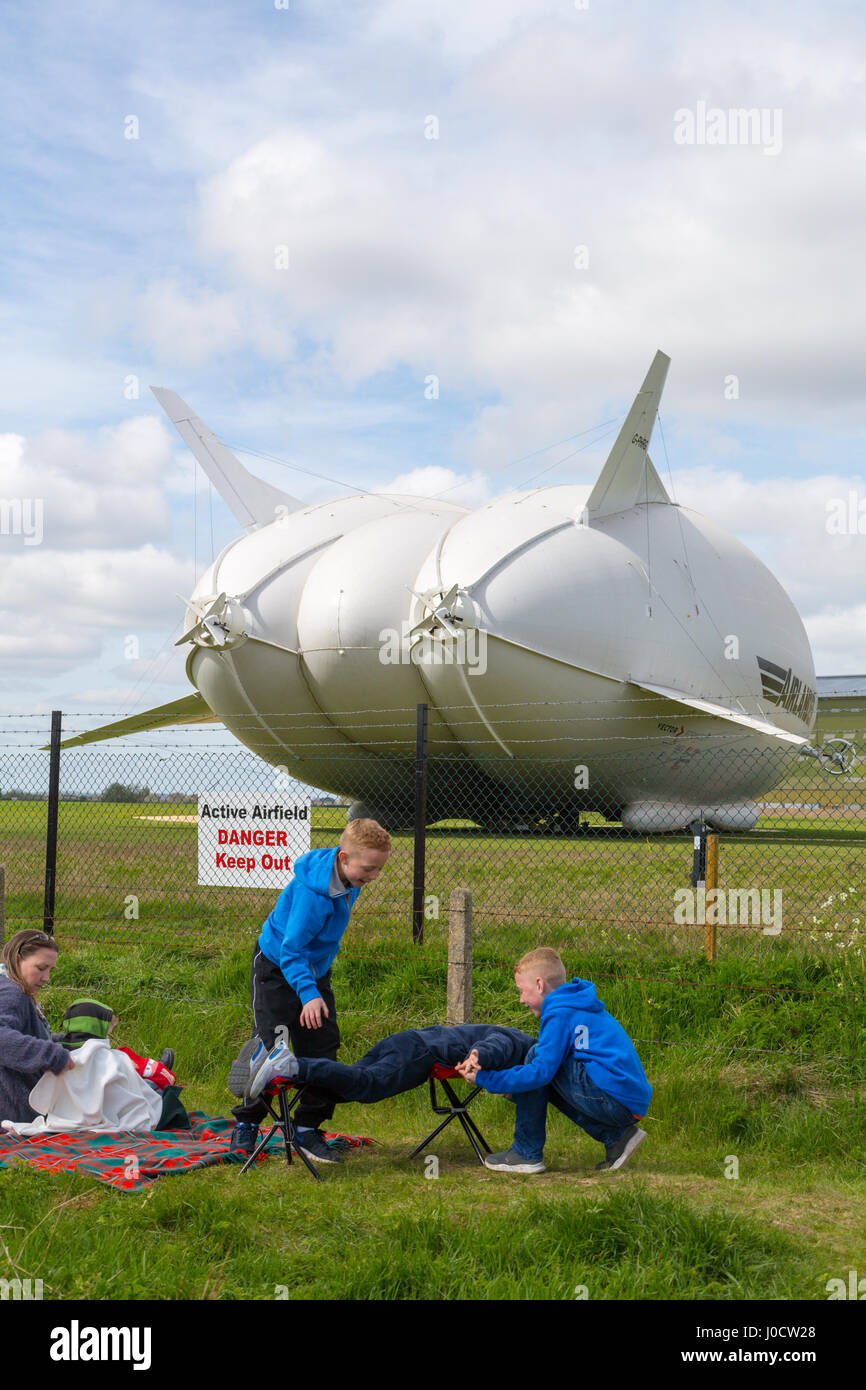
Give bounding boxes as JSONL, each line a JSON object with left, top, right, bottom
{"left": 239, "top": 1080, "right": 323, "bottom": 1183}
{"left": 408, "top": 1063, "right": 492, "bottom": 1165}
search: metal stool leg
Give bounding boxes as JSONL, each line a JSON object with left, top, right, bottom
{"left": 239, "top": 1116, "right": 283, "bottom": 1176}
{"left": 281, "top": 1087, "right": 323, "bottom": 1183}
{"left": 439, "top": 1079, "right": 491, "bottom": 1165}
{"left": 409, "top": 1076, "right": 492, "bottom": 1165}
{"left": 407, "top": 1109, "right": 461, "bottom": 1159}
{"left": 238, "top": 1083, "right": 324, "bottom": 1182}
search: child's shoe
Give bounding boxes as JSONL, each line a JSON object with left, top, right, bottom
{"left": 294, "top": 1128, "right": 343, "bottom": 1164}
{"left": 228, "top": 1034, "right": 262, "bottom": 1099}
{"left": 595, "top": 1125, "right": 647, "bottom": 1171}
{"left": 246, "top": 1039, "right": 299, "bottom": 1102}
{"left": 229, "top": 1121, "right": 259, "bottom": 1156}
{"left": 484, "top": 1148, "right": 545, "bottom": 1174}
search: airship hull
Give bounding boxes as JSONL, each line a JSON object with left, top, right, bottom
{"left": 182, "top": 478, "right": 814, "bottom": 830}
{"left": 62, "top": 357, "right": 820, "bottom": 833}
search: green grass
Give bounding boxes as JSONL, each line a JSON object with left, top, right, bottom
{"left": 0, "top": 940, "right": 863, "bottom": 1301}
{"left": 0, "top": 800, "right": 864, "bottom": 1299}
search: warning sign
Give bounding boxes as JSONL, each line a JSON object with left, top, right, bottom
{"left": 197, "top": 796, "right": 311, "bottom": 888}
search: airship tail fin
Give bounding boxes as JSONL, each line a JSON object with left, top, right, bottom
{"left": 586, "top": 350, "right": 672, "bottom": 521}
{"left": 151, "top": 388, "right": 303, "bottom": 532}
{"left": 49, "top": 693, "right": 217, "bottom": 751}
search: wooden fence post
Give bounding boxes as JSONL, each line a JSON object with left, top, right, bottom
{"left": 447, "top": 888, "right": 472, "bottom": 1024}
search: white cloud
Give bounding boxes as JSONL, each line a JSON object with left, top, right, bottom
{"left": 0, "top": 417, "right": 175, "bottom": 550}
{"left": 377, "top": 465, "right": 488, "bottom": 509}
{"left": 805, "top": 605, "right": 866, "bottom": 673}
{"left": 178, "top": 10, "right": 866, "bottom": 425}
{"left": 4, "top": 0, "right": 866, "bottom": 706}
{"left": 0, "top": 544, "right": 191, "bottom": 683}
{"left": 127, "top": 280, "right": 295, "bottom": 368}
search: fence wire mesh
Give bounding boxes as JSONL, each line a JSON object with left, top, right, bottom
{"left": 0, "top": 707, "right": 863, "bottom": 1061}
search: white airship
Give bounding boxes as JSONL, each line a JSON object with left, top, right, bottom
{"left": 64, "top": 351, "right": 847, "bottom": 832}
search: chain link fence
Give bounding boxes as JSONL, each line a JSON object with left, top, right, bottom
{"left": 1, "top": 707, "right": 863, "bottom": 1060}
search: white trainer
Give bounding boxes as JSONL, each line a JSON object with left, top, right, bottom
{"left": 246, "top": 1039, "right": 299, "bottom": 1102}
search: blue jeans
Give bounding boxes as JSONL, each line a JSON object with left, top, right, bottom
{"left": 511, "top": 1046, "right": 638, "bottom": 1161}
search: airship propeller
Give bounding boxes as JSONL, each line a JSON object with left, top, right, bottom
{"left": 175, "top": 592, "right": 248, "bottom": 650}
{"left": 407, "top": 583, "right": 465, "bottom": 641}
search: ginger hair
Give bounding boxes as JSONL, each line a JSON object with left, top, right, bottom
{"left": 515, "top": 947, "right": 566, "bottom": 987}
{"left": 339, "top": 818, "right": 392, "bottom": 854}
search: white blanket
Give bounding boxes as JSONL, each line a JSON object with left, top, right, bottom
{"left": 1, "top": 1038, "right": 163, "bottom": 1136}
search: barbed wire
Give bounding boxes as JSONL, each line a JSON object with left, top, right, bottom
{"left": 39, "top": 987, "right": 863, "bottom": 1064}
{"left": 2, "top": 695, "right": 862, "bottom": 721}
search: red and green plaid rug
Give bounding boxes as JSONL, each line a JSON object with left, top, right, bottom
{"left": 0, "top": 1114, "right": 374, "bottom": 1192}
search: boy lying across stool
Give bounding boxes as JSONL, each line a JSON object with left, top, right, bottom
{"left": 455, "top": 948, "right": 651, "bottom": 1174}
{"left": 241, "top": 1022, "right": 535, "bottom": 1105}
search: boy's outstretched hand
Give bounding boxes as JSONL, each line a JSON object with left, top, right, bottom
{"left": 455, "top": 1048, "right": 480, "bottom": 1083}
{"left": 299, "top": 997, "right": 330, "bottom": 1029}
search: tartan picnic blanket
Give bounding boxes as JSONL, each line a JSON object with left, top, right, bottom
{"left": 0, "top": 1114, "right": 375, "bottom": 1192}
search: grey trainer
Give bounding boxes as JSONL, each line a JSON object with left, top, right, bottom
{"left": 227, "top": 1034, "right": 262, "bottom": 1099}
{"left": 484, "top": 1148, "right": 545, "bottom": 1174}
{"left": 595, "top": 1126, "right": 647, "bottom": 1171}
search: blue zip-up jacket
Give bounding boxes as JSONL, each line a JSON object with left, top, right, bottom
{"left": 475, "top": 978, "right": 652, "bottom": 1117}
{"left": 258, "top": 847, "right": 361, "bottom": 1004}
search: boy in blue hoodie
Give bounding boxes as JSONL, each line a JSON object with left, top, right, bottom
{"left": 229, "top": 818, "right": 391, "bottom": 1162}
{"left": 456, "top": 947, "right": 651, "bottom": 1174}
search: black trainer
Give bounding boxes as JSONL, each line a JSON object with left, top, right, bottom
{"left": 159, "top": 1048, "right": 175, "bottom": 1071}
{"left": 595, "top": 1125, "right": 647, "bottom": 1171}
{"left": 294, "top": 1128, "right": 343, "bottom": 1164}
{"left": 229, "top": 1121, "right": 260, "bottom": 1157}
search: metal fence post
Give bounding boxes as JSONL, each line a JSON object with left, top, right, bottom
{"left": 412, "top": 702, "right": 429, "bottom": 944}
{"left": 42, "top": 710, "right": 62, "bottom": 937}
{"left": 0, "top": 865, "right": 5, "bottom": 947}
{"left": 705, "top": 832, "right": 719, "bottom": 962}
{"left": 447, "top": 888, "right": 473, "bottom": 1024}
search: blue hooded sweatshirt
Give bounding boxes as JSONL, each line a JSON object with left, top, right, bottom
{"left": 475, "top": 978, "right": 652, "bottom": 1117}
{"left": 257, "top": 847, "right": 361, "bottom": 1004}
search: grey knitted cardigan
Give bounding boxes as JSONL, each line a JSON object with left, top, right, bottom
{"left": 0, "top": 976, "right": 70, "bottom": 1123}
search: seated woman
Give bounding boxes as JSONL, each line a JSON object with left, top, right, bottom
{"left": 0, "top": 929, "right": 72, "bottom": 1124}
{"left": 1, "top": 932, "right": 186, "bottom": 1134}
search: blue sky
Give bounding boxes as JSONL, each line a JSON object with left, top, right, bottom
{"left": 1, "top": 0, "right": 865, "bottom": 728}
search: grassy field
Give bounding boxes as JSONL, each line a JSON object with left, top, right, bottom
{"left": 0, "top": 800, "right": 864, "bottom": 1300}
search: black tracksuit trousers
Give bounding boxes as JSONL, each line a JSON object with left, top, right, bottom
{"left": 231, "top": 945, "right": 340, "bottom": 1131}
